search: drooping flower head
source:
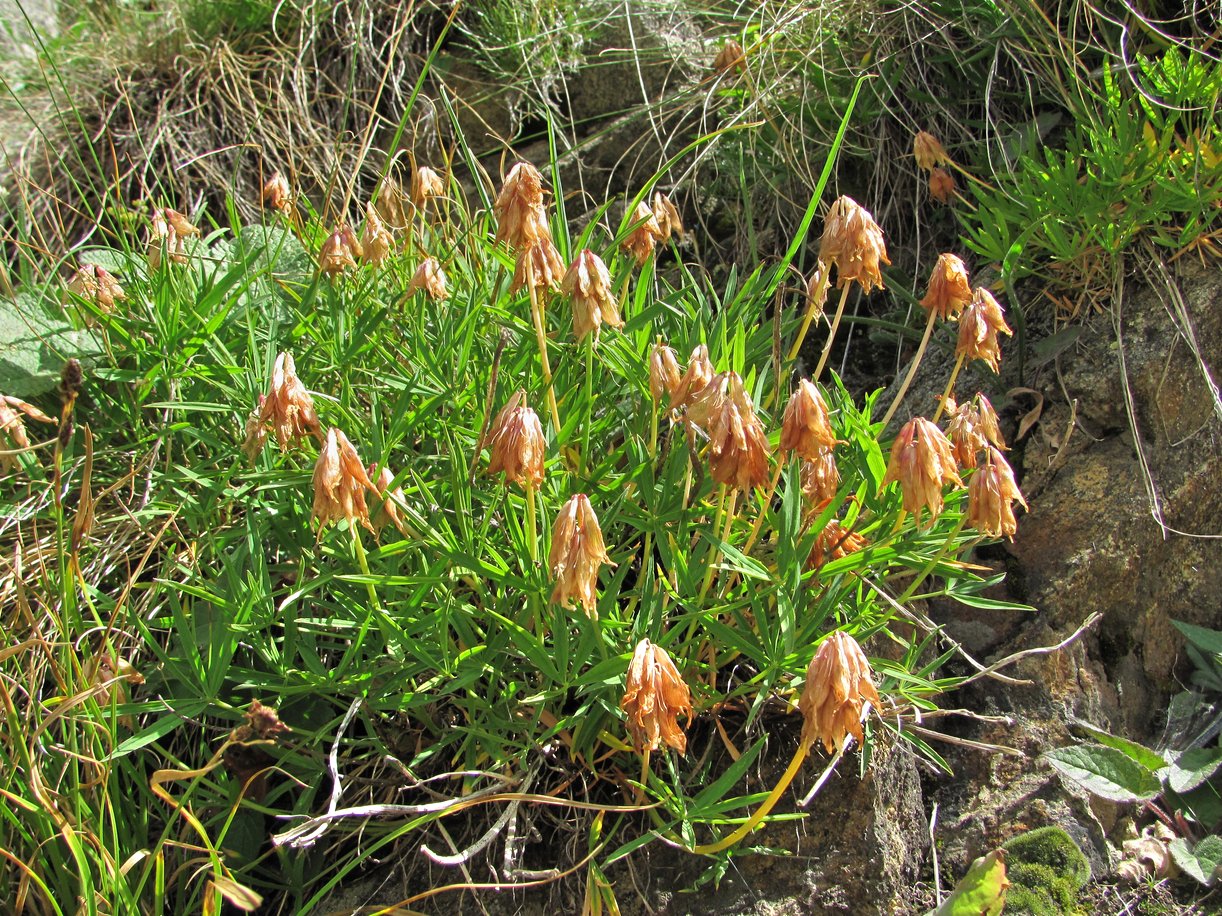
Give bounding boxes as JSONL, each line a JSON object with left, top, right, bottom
{"left": 511, "top": 237, "right": 565, "bottom": 294}
{"left": 801, "top": 448, "right": 841, "bottom": 507}
{"left": 369, "top": 464, "right": 409, "bottom": 536}
{"left": 957, "top": 288, "right": 1013, "bottom": 373}
{"left": 410, "top": 165, "right": 445, "bottom": 210}
{"left": 486, "top": 390, "right": 546, "bottom": 490}
{"left": 65, "top": 264, "right": 126, "bottom": 316}
{"left": 312, "top": 428, "right": 375, "bottom": 534}
{"left": 0, "top": 394, "right": 54, "bottom": 474}
{"left": 798, "top": 630, "right": 882, "bottom": 754}
{"left": 621, "top": 200, "right": 664, "bottom": 265}
{"left": 929, "top": 168, "right": 956, "bottom": 204}
{"left": 807, "top": 514, "right": 868, "bottom": 571}
{"left": 880, "top": 417, "right": 963, "bottom": 527}
{"left": 920, "top": 253, "right": 973, "bottom": 321}
{"left": 652, "top": 192, "right": 684, "bottom": 242}
{"left": 913, "top": 131, "right": 951, "bottom": 171}
{"left": 361, "top": 203, "right": 393, "bottom": 266}
{"left": 549, "top": 493, "right": 615, "bottom": 618}
{"left": 243, "top": 351, "right": 320, "bottom": 458}
{"left": 649, "top": 342, "right": 682, "bottom": 405}
{"left": 687, "top": 371, "right": 772, "bottom": 491}
{"left": 621, "top": 639, "right": 693, "bottom": 754}
{"left": 967, "top": 447, "right": 1027, "bottom": 540}
{"left": 494, "top": 161, "right": 549, "bottom": 250}
{"left": 944, "top": 393, "right": 1006, "bottom": 470}
{"left": 818, "top": 196, "right": 890, "bottom": 293}
{"left": 780, "top": 379, "right": 838, "bottom": 461}
{"left": 262, "top": 171, "right": 293, "bottom": 214}
{"left": 148, "top": 207, "right": 199, "bottom": 268}
{"left": 713, "top": 39, "right": 746, "bottom": 75}
{"left": 319, "top": 224, "right": 362, "bottom": 277}
{"left": 671, "top": 343, "right": 714, "bottom": 411}
{"left": 562, "top": 249, "right": 622, "bottom": 343}
{"left": 406, "top": 256, "right": 448, "bottom": 301}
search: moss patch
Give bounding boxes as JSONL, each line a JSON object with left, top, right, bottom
{"left": 1002, "top": 826, "right": 1091, "bottom": 915}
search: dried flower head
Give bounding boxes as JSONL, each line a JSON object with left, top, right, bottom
{"left": 562, "top": 249, "right": 621, "bottom": 343}
{"left": 688, "top": 371, "right": 772, "bottom": 491}
{"left": 494, "top": 161, "right": 548, "bottom": 249}
{"left": 245, "top": 351, "right": 320, "bottom": 457}
{"left": 549, "top": 493, "right": 615, "bottom": 618}
{"left": 406, "top": 256, "right": 449, "bottom": 301}
{"left": 410, "top": 165, "right": 445, "bottom": 210}
{"left": 957, "top": 288, "right": 1013, "bottom": 373}
{"left": 944, "top": 393, "right": 1006, "bottom": 469}
{"left": 713, "top": 39, "right": 746, "bottom": 75}
{"left": 622, "top": 639, "right": 692, "bottom": 754}
{"left": 511, "top": 237, "right": 565, "bottom": 294}
{"left": 671, "top": 343, "right": 714, "bottom": 411}
{"left": 312, "top": 427, "right": 375, "bottom": 534}
{"left": 622, "top": 200, "right": 664, "bottom": 265}
{"left": 780, "top": 379, "right": 838, "bottom": 461}
{"left": 807, "top": 517, "right": 868, "bottom": 571}
{"left": 148, "top": 208, "right": 199, "bottom": 268}
{"left": 967, "top": 447, "right": 1027, "bottom": 540}
{"left": 486, "top": 390, "right": 546, "bottom": 490}
{"left": 319, "top": 225, "right": 362, "bottom": 277}
{"left": 881, "top": 417, "right": 963, "bottom": 527}
{"left": 913, "top": 131, "right": 951, "bottom": 171}
{"left": 649, "top": 343, "right": 682, "bottom": 404}
{"left": 929, "top": 167, "right": 956, "bottom": 204}
{"left": 374, "top": 176, "right": 409, "bottom": 231}
{"left": 361, "top": 203, "right": 393, "bottom": 266}
{"left": 818, "top": 196, "right": 890, "bottom": 293}
{"left": 798, "top": 631, "right": 882, "bottom": 754}
{"left": 920, "top": 253, "right": 973, "bottom": 321}
{"left": 652, "top": 192, "right": 684, "bottom": 242}
{"left": 65, "top": 264, "right": 126, "bottom": 316}
{"left": 262, "top": 171, "right": 293, "bottom": 214}
{"left": 369, "top": 464, "right": 409, "bottom": 536}
{"left": 801, "top": 448, "right": 840, "bottom": 506}
{"left": 0, "top": 394, "right": 54, "bottom": 473}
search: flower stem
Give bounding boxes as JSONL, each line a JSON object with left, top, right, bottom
{"left": 581, "top": 336, "right": 594, "bottom": 477}
{"left": 525, "top": 480, "right": 538, "bottom": 566}
{"left": 880, "top": 310, "right": 938, "bottom": 430}
{"left": 691, "top": 743, "right": 808, "bottom": 855}
{"left": 527, "top": 264, "right": 562, "bottom": 436}
{"left": 698, "top": 486, "right": 736, "bottom": 603}
{"left": 898, "top": 515, "right": 966, "bottom": 603}
{"left": 785, "top": 261, "right": 830, "bottom": 365}
{"left": 811, "top": 284, "right": 853, "bottom": 381}
{"left": 931, "top": 354, "right": 965, "bottom": 423}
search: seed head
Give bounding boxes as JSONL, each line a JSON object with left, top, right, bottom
{"left": 798, "top": 631, "right": 882, "bottom": 754}
{"left": 621, "top": 200, "right": 664, "bottom": 265}
{"left": 920, "top": 253, "right": 973, "bottom": 321}
{"left": 688, "top": 371, "right": 772, "bottom": 491}
{"left": 246, "top": 351, "right": 320, "bottom": 456}
{"left": 800, "top": 448, "right": 840, "bottom": 506}
{"left": 0, "top": 394, "right": 54, "bottom": 473}
{"left": 319, "top": 225, "right": 361, "bottom": 277}
{"left": 967, "top": 447, "right": 1027, "bottom": 540}
{"left": 411, "top": 165, "right": 445, "bottom": 210}
{"left": 406, "top": 256, "right": 449, "bottom": 301}
{"left": 494, "top": 161, "right": 549, "bottom": 249}
{"left": 780, "top": 379, "right": 838, "bottom": 461}
{"left": 486, "top": 390, "right": 546, "bottom": 490}
{"left": 818, "top": 196, "right": 890, "bottom": 293}
{"left": 652, "top": 192, "right": 684, "bottom": 242}
{"left": 621, "top": 639, "right": 692, "bottom": 754}
{"left": 549, "top": 493, "right": 615, "bottom": 618}
{"left": 312, "top": 428, "right": 375, "bottom": 534}
{"left": 913, "top": 130, "right": 951, "bottom": 171}
{"left": 881, "top": 417, "right": 963, "bottom": 528}
{"left": 957, "top": 288, "right": 1013, "bottom": 373}
{"left": 562, "top": 249, "right": 622, "bottom": 343}
{"left": 261, "top": 171, "right": 293, "bottom": 214}
{"left": 929, "top": 167, "right": 956, "bottom": 204}
{"left": 671, "top": 343, "right": 714, "bottom": 411}
{"left": 713, "top": 39, "right": 746, "bottom": 75}
{"left": 65, "top": 264, "right": 126, "bottom": 316}
{"left": 361, "top": 203, "right": 393, "bottom": 266}
{"left": 649, "top": 343, "right": 682, "bottom": 404}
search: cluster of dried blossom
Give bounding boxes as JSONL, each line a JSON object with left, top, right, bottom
{"left": 913, "top": 129, "right": 956, "bottom": 204}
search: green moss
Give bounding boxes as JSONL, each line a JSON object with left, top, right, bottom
{"left": 1001, "top": 827, "right": 1091, "bottom": 916}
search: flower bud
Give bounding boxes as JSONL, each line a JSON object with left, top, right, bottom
{"left": 956, "top": 288, "right": 1013, "bottom": 372}
{"left": 929, "top": 167, "right": 956, "bottom": 204}
{"left": 920, "top": 253, "right": 973, "bottom": 321}
{"left": 621, "top": 200, "right": 664, "bottom": 265}
{"left": 312, "top": 428, "right": 375, "bottom": 534}
{"left": 780, "top": 379, "right": 838, "bottom": 461}
{"left": 622, "top": 639, "right": 692, "bottom": 754}
{"left": 798, "top": 631, "right": 882, "bottom": 754}
{"left": 486, "top": 390, "right": 546, "bottom": 489}
{"left": 562, "top": 249, "right": 621, "bottom": 343}
{"left": 549, "top": 493, "right": 615, "bottom": 618}
{"left": 406, "top": 256, "right": 448, "bottom": 300}
{"left": 913, "top": 130, "right": 951, "bottom": 171}
{"left": 713, "top": 39, "right": 746, "bottom": 75}
{"left": 818, "top": 196, "right": 890, "bottom": 293}
{"left": 880, "top": 417, "right": 963, "bottom": 527}
{"left": 967, "top": 447, "right": 1027, "bottom": 540}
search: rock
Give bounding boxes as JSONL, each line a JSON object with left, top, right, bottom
{"left": 0, "top": 0, "right": 57, "bottom": 62}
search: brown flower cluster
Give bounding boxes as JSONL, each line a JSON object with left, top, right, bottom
{"left": 653, "top": 192, "right": 684, "bottom": 242}
{"left": 801, "top": 450, "right": 841, "bottom": 506}
{"left": 957, "top": 288, "right": 1013, "bottom": 373}
{"left": 780, "top": 379, "right": 838, "bottom": 461}
{"left": 967, "top": 447, "right": 1027, "bottom": 540}
{"left": 807, "top": 515, "right": 868, "bottom": 571}
{"left": 920, "top": 253, "right": 973, "bottom": 321}
{"left": 944, "top": 393, "right": 1005, "bottom": 469}
{"left": 713, "top": 39, "right": 746, "bottom": 75}
{"left": 798, "top": 631, "right": 882, "bottom": 754}
{"left": 649, "top": 342, "right": 682, "bottom": 404}
{"left": 406, "top": 257, "right": 448, "bottom": 301}
{"left": 818, "top": 196, "right": 890, "bottom": 293}
{"left": 243, "top": 352, "right": 320, "bottom": 458}
{"left": 486, "top": 390, "right": 546, "bottom": 490}
{"left": 368, "top": 464, "right": 409, "bottom": 536}
{"left": 881, "top": 417, "right": 963, "bottom": 527}
{"left": 686, "top": 371, "right": 771, "bottom": 491}
{"left": 262, "top": 171, "right": 293, "bottom": 215}
{"left": 495, "top": 162, "right": 564, "bottom": 294}
{"left": 913, "top": 131, "right": 952, "bottom": 171}
{"left": 549, "top": 493, "right": 615, "bottom": 618}
{"left": 929, "top": 168, "right": 956, "bottom": 204}
{"left": 148, "top": 208, "right": 200, "bottom": 269}
{"left": 319, "top": 224, "right": 362, "bottom": 277}
{"left": 312, "top": 427, "right": 376, "bottom": 533}
{"left": 374, "top": 176, "right": 409, "bottom": 231}
{"left": 411, "top": 165, "right": 445, "bottom": 210}
{"left": 361, "top": 204, "right": 393, "bottom": 266}
{"left": 0, "top": 394, "right": 54, "bottom": 473}
{"left": 621, "top": 639, "right": 692, "bottom": 754}
{"left": 65, "top": 264, "right": 126, "bottom": 317}
{"left": 622, "top": 200, "right": 665, "bottom": 265}
{"left": 562, "top": 249, "right": 622, "bottom": 343}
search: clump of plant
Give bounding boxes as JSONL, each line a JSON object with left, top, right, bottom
{"left": 1001, "top": 826, "right": 1091, "bottom": 915}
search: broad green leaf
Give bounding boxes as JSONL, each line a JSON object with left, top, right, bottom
{"left": 931, "top": 848, "right": 1007, "bottom": 916}
{"left": 1170, "top": 835, "right": 1222, "bottom": 886}
{"left": 1043, "top": 744, "right": 1161, "bottom": 802}
{"left": 0, "top": 295, "right": 103, "bottom": 396}
{"left": 1068, "top": 718, "right": 1167, "bottom": 772}
{"left": 1172, "top": 620, "right": 1222, "bottom": 658}
{"left": 1169, "top": 746, "right": 1222, "bottom": 794}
